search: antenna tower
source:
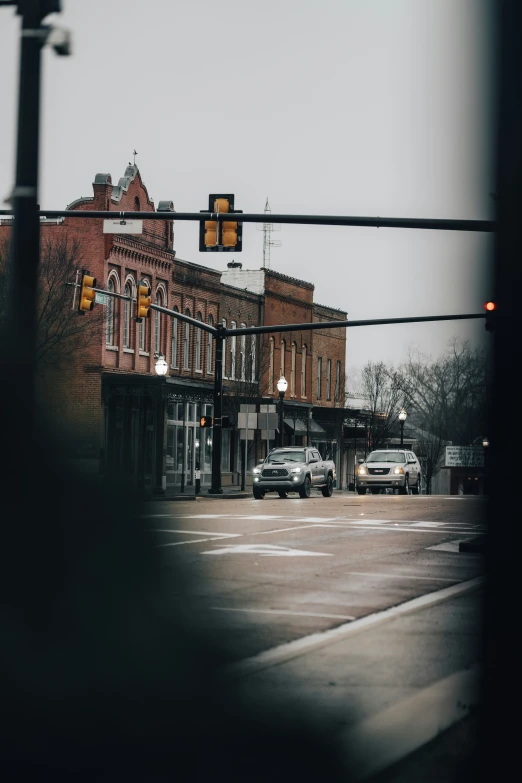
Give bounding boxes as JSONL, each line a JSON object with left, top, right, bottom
{"left": 256, "top": 197, "right": 281, "bottom": 268}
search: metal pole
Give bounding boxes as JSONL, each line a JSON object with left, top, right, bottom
{"left": 209, "top": 330, "right": 224, "bottom": 493}
{"left": 266, "top": 404, "right": 269, "bottom": 458}
{"left": 180, "top": 402, "right": 186, "bottom": 493}
{"left": 6, "top": 2, "right": 46, "bottom": 467}
{"left": 278, "top": 391, "right": 285, "bottom": 447}
{"left": 354, "top": 421, "right": 357, "bottom": 491}
{"left": 400, "top": 420, "right": 404, "bottom": 447}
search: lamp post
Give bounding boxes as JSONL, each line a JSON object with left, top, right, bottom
{"left": 276, "top": 376, "right": 288, "bottom": 448}
{"left": 399, "top": 408, "right": 407, "bottom": 447}
{"left": 482, "top": 437, "right": 489, "bottom": 495}
{"left": 153, "top": 354, "right": 168, "bottom": 495}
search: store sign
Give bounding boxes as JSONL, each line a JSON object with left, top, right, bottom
{"left": 444, "top": 446, "right": 484, "bottom": 467}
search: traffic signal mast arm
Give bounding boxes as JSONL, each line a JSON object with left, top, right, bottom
{"left": 67, "top": 280, "right": 488, "bottom": 332}
{"left": 3, "top": 209, "right": 496, "bottom": 233}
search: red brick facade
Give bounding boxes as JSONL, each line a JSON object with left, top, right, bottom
{"left": 1, "top": 163, "right": 347, "bottom": 486}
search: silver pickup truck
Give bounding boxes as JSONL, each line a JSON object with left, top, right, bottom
{"left": 252, "top": 446, "right": 336, "bottom": 499}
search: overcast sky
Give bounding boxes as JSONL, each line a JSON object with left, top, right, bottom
{"left": 0, "top": 0, "right": 495, "bottom": 380}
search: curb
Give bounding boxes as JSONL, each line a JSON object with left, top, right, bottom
{"left": 145, "top": 491, "right": 251, "bottom": 501}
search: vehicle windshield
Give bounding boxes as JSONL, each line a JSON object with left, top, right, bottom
{"left": 367, "top": 451, "right": 406, "bottom": 463}
{"left": 267, "top": 450, "right": 306, "bottom": 463}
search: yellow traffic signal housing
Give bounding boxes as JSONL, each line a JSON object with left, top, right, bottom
{"left": 204, "top": 219, "right": 218, "bottom": 248}
{"left": 200, "top": 415, "right": 213, "bottom": 428}
{"left": 136, "top": 282, "right": 151, "bottom": 321}
{"left": 78, "top": 271, "right": 96, "bottom": 313}
{"left": 199, "top": 194, "right": 242, "bottom": 252}
{"left": 222, "top": 219, "right": 238, "bottom": 248}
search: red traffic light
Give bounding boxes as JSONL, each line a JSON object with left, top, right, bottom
{"left": 484, "top": 301, "right": 496, "bottom": 332}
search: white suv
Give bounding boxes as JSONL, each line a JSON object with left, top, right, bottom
{"left": 356, "top": 449, "right": 422, "bottom": 495}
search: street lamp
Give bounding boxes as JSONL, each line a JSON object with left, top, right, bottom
{"left": 398, "top": 408, "right": 407, "bottom": 447}
{"left": 276, "top": 376, "right": 288, "bottom": 448}
{"left": 482, "top": 437, "right": 489, "bottom": 448}
{"left": 154, "top": 354, "right": 168, "bottom": 376}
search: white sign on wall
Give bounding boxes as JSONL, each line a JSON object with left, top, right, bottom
{"left": 103, "top": 219, "right": 143, "bottom": 234}
{"left": 444, "top": 446, "right": 484, "bottom": 467}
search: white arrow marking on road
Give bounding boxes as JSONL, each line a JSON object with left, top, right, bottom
{"left": 201, "top": 544, "right": 332, "bottom": 557}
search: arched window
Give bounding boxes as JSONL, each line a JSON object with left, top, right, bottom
{"left": 250, "top": 333, "right": 256, "bottom": 382}
{"left": 195, "top": 311, "right": 203, "bottom": 371}
{"left": 106, "top": 277, "right": 116, "bottom": 346}
{"left": 222, "top": 319, "right": 227, "bottom": 378}
{"left": 240, "top": 325, "right": 246, "bottom": 380}
{"left": 290, "top": 343, "right": 297, "bottom": 397}
{"left": 123, "top": 281, "right": 132, "bottom": 349}
{"left": 154, "top": 289, "right": 163, "bottom": 356}
{"left": 184, "top": 309, "right": 191, "bottom": 369}
{"left": 171, "top": 306, "right": 179, "bottom": 368}
{"left": 134, "top": 196, "right": 140, "bottom": 211}
{"left": 207, "top": 315, "right": 214, "bottom": 374}
{"left": 230, "top": 321, "right": 236, "bottom": 379}
{"left": 138, "top": 277, "right": 148, "bottom": 352}
{"left": 326, "top": 358, "right": 332, "bottom": 401}
{"left": 301, "top": 345, "right": 307, "bottom": 397}
{"left": 280, "top": 339, "right": 286, "bottom": 379}
{"left": 269, "top": 337, "right": 275, "bottom": 392}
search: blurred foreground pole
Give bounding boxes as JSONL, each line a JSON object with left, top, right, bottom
{"left": 5, "top": 1, "right": 62, "bottom": 489}
{"left": 482, "top": 1, "right": 522, "bottom": 779}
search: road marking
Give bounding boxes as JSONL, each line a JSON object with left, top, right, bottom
{"left": 339, "top": 664, "right": 480, "bottom": 781}
{"left": 226, "top": 576, "right": 485, "bottom": 676}
{"left": 345, "top": 571, "right": 457, "bottom": 583}
{"left": 156, "top": 533, "right": 242, "bottom": 547}
{"left": 149, "top": 529, "right": 238, "bottom": 536}
{"left": 427, "top": 540, "right": 483, "bottom": 553}
{"left": 410, "top": 521, "right": 446, "bottom": 527}
{"left": 212, "top": 607, "right": 356, "bottom": 621}
{"left": 201, "top": 543, "right": 332, "bottom": 557}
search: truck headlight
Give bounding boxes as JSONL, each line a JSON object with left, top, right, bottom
{"left": 253, "top": 468, "right": 261, "bottom": 474}
{"left": 358, "top": 466, "right": 366, "bottom": 475}
{"left": 290, "top": 467, "right": 302, "bottom": 474}
{"left": 393, "top": 466, "right": 404, "bottom": 475}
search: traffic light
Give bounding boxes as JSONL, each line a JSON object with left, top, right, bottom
{"left": 136, "top": 281, "right": 151, "bottom": 322}
{"left": 200, "top": 415, "right": 213, "bottom": 428}
{"left": 78, "top": 270, "right": 96, "bottom": 313}
{"left": 199, "top": 194, "right": 243, "bottom": 252}
{"left": 485, "top": 301, "right": 496, "bottom": 332}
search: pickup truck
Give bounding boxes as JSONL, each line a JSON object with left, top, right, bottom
{"left": 252, "top": 446, "right": 336, "bottom": 499}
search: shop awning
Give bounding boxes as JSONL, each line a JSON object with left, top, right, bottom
{"left": 284, "top": 417, "right": 326, "bottom": 435}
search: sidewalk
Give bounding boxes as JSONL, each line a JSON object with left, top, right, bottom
{"left": 148, "top": 487, "right": 349, "bottom": 501}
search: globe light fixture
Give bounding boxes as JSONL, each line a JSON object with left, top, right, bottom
{"left": 276, "top": 376, "right": 288, "bottom": 394}
{"left": 154, "top": 354, "right": 168, "bottom": 376}
{"left": 482, "top": 437, "right": 489, "bottom": 448}
{"left": 398, "top": 408, "right": 407, "bottom": 446}
{"left": 276, "top": 376, "right": 288, "bottom": 447}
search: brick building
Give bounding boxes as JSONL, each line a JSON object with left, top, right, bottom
{"left": 1, "top": 163, "right": 348, "bottom": 492}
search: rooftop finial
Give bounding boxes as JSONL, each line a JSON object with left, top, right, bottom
{"left": 133, "top": 149, "right": 138, "bottom": 166}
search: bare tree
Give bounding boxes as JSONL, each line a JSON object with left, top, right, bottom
{"left": 399, "top": 338, "right": 489, "bottom": 446}
{"left": 0, "top": 234, "right": 105, "bottom": 374}
{"left": 398, "top": 338, "right": 490, "bottom": 493}
{"left": 360, "top": 361, "right": 406, "bottom": 452}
